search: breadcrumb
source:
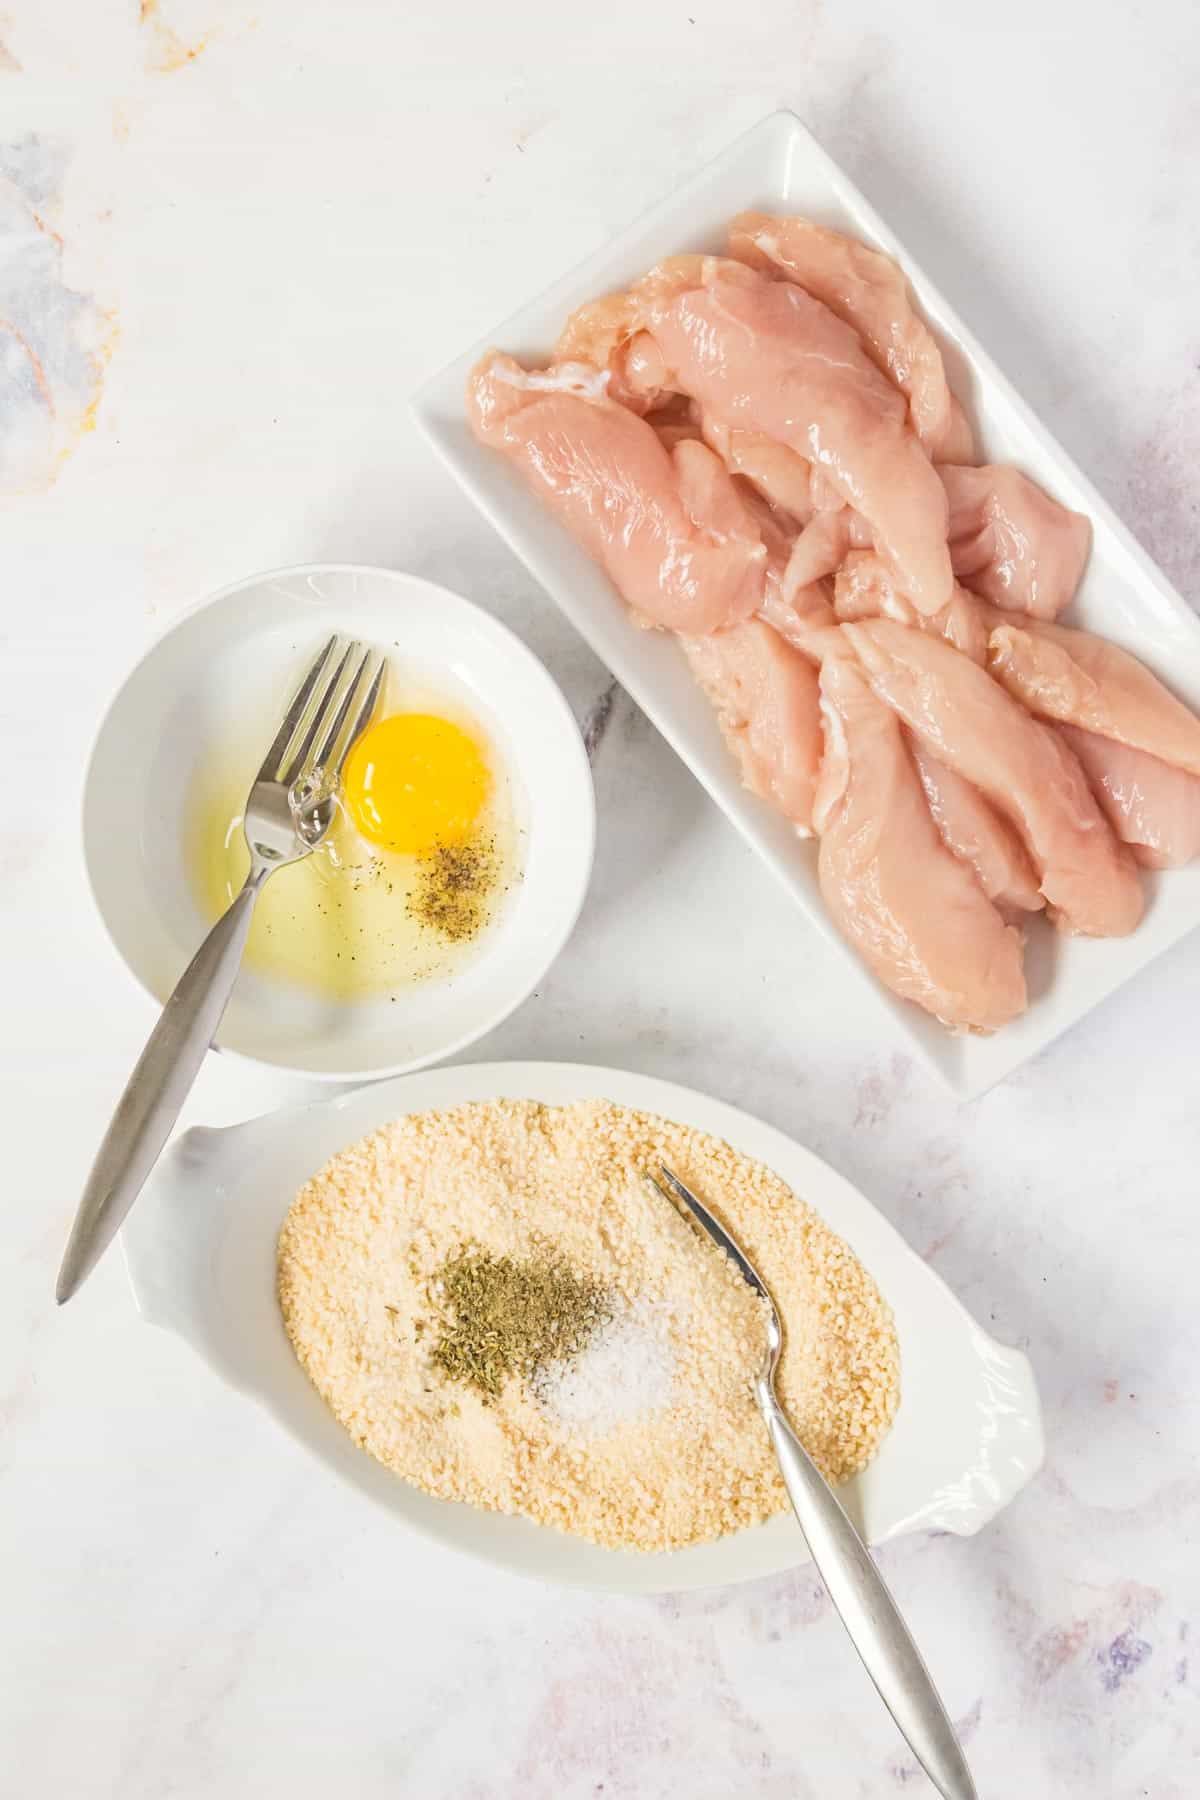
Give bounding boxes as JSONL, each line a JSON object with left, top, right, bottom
{"left": 277, "top": 1100, "right": 900, "bottom": 1553}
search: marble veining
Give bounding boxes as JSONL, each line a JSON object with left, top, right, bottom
{"left": 0, "top": 132, "right": 114, "bottom": 492}
{"left": 581, "top": 676, "right": 621, "bottom": 762}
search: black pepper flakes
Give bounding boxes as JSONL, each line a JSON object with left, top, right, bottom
{"left": 408, "top": 833, "right": 502, "bottom": 942}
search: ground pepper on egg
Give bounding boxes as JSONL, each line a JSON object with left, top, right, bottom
{"left": 408, "top": 834, "right": 503, "bottom": 942}
{"left": 190, "top": 693, "right": 517, "bottom": 997}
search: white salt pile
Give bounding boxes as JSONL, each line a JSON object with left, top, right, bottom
{"left": 533, "top": 1301, "right": 676, "bottom": 1436}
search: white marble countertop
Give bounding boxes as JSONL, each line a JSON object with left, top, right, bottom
{"left": 5, "top": 2, "right": 1199, "bottom": 1794}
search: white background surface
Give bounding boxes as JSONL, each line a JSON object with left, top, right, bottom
{"left": 4, "top": 2, "right": 1199, "bottom": 1795}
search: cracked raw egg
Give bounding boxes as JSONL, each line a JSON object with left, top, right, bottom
{"left": 190, "top": 676, "right": 519, "bottom": 1003}
{"left": 342, "top": 712, "right": 490, "bottom": 854}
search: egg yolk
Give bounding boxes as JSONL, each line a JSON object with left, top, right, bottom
{"left": 342, "top": 713, "right": 490, "bottom": 854}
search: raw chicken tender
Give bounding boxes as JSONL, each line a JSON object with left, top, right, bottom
{"left": 730, "top": 211, "right": 974, "bottom": 463}
{"left": 640, "top": 264, "right": 954, "bottom": 615}
{"left": 698, "top": 414, "right": 840, "bottom": 524}
{"left": 988, "top": 620, "right": 1200, "bottom": 777}
{"left": 1058, "top": 727, "right": 1200, "bottom": 870}
{"left": 466, "top": 352, "right": 768, "bottom": 634}
{"left": 813, "top": 649, "right": 1026, "bottom": 1030}
{"left": 941, "top": 464, "right": 1091, "bottom": 620}
{"left": 648, "top": 395, "right": 703, "bottom": 450}
{"left": 681, "top": 618, "right": 823, "bottom": 831}
{"left": 561, "top": 260, "right": 848, "bottom": 526}
{"left": 556, "top": 254, "right": 754, "bottom": 399}
{"left": 555, "top": 295, "right": 673, "bottom": 413}
{"left": 910, "top": 745, "right": 1044, "bottom": 915}
{"left": 833, "top": 551, "right": 988, "bottom": 664}
{"left": 782, "top": 510, "right": 864, "bottom": 589}
{"left": 720, "top": 478, "right": 837, "bottom": 634}
{"left": 842, "top": 618, "right": 1144, "bottom": 937}
{"left": 759, "top": 582, "right": 837, "bottom": 648}
{"left": 557, "top": 253, "right": 949, "bottom": 608}
{"left": 468, "top": 211, "right": 1200, "bottom": 1034}
{"left": 556, "top": 286, "right": 642, "bottom": 370}
{"left": 631, "top": 268, "right": 954, "bottom": 616}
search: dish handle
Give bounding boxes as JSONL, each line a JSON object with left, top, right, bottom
{"left": 875, "top": 1328, "right": 1044, "bottom": 1544}
{"left": 120, "top": 1121, "right": 275, "bottom": 1398}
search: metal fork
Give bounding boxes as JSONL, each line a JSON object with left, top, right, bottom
{"left": 647, "top": 1164, "right": 978, "bottom": 1800}
{"left": 56, "top": 636, "right": 385, "bottom": 1305}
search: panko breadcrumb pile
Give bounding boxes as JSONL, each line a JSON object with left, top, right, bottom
{"left": 277, "top": 1100, "right": 900, "bottom": 1553}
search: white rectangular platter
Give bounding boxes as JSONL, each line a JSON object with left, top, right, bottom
{"left": 411, "top": 109, "right": 1200, "bottom": 1097}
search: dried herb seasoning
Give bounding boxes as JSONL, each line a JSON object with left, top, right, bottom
{"left": 427, "top": 1247, "right": 610, "bottom": 1402}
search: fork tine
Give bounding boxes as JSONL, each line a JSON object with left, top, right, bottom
{"left": 276, "top": 641, "right": 357, "bottom": 787}
{"left": 256, "top": 635, "right": 339, "bottom": 785}
{"left": 651, "top": 1163, "right": 772, "bottom": 1301}
{"left": 307, "top": 646, "right": 379, "bottom": 779}
{"left": 331, "top": 655, "right": 385, "bottom": 779}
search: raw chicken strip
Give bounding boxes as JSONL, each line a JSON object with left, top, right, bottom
{"left": 723, "top": 484, "right": 838, "bottom": 636}
{"left": 556, "top": 256, "right": 903, "bottom": 570}
{"left": 941, "top": 464, "right": 1091, "bottom": 620}
{"left": 988, "top": 621, "right": 1200, "bottom": 777}
{"left": 783, "top": 510, "right": 858, "bottom": 589}
{"left": 759, "top": 581, "right": 837, "bottom": 648}
{"left": 813, "top": 650, "right": 1026, "bottom": 1030}
{"left": 703, "top": 422, "right": 818, "bottom": 522}
{"left": 910, "top": 743, "right": 1044, "bottom": 915}
{"left": 695, "top": 407, "right": 855, "bottom": 631}
{"left": 730, "top": 211, "right": 974, "bottom": 463}
{"left": 698, "top": 414, "right": 848, "bottom": 524}
{"left": 637, "top": 263, "right": 955, "bottom": 614}
{"left": 712, "top": 476, "right": 841, "bottom": 640}
{"left": 555, "top": 290, "right": 674, "bottom": 413}
{"left": 842, "top": 618, "right": 1144, "bottom": 936}
{"left": 1058, "top": 726, "right": 1200, "bottom": 870}
{"left": 616, "top": 332, "right": 673, "bottom": 411}
{"left": 826, "top": 564, "right": 1040, "bottom": 907}
{"left": 648, "top": 394, "right": 703, "bottom": 450}
{"left": 732, "top": 477, "right": 796, "bottom": 557}
{"left": 556, "top": 254, "right": 752, "bottom": 405}
{"left": 466, "top": 352, "right": 767, "bottom": 634}
{"left": 681, "top": 618, "right": 823, "bottom": 831}
{"left": 838, "top": 578, "right": 1200, "bottom": 869}
{"left": 833, "top": 551, "right": 988, "bottom": 664}
{"left": 556, "top": 287, "right": 638, "bottom": 368}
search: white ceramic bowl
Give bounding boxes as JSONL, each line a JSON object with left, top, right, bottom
{"left": 412, "top": 110, "right": 1200, "bottom": 1099}
{"left": 83, "top": 565, "right": 595, "bottom": 1080}
{"left": 123, "top": 1060, "right": 1044, "bottom": 1594}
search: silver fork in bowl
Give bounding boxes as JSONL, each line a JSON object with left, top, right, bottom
{"left": 647, "top": 1164, "right": 978, "bottom": 1800}
{"left": 57, "top": 636, "right": 385, "bottom": 1305}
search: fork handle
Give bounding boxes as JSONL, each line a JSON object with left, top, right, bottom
{"left": 758, "top": 1385, "right": 977, "bottom": 1800}
{"left": 56, "top": 874, "right": 265, "bottom": 1304}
